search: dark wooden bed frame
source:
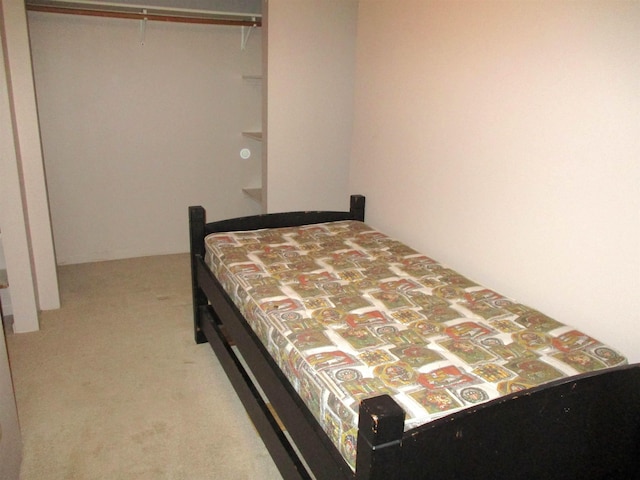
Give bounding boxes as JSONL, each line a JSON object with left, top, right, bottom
{"left": 189, "top": 194, "right": 640, "bottom": 480}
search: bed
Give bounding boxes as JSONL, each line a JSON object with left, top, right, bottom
{"left": 189, "top": 194, "right": 639, "bottom": 480}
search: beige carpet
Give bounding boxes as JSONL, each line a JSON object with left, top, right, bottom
{"left": 6, "top": 254, "right": 283, "bottom": 480}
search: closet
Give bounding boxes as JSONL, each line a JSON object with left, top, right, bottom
{"left": 25, "top": 0, "right": 264, "bottom": 265}
{"left": 1, "top": 0, "right": 57, "bottom": 333}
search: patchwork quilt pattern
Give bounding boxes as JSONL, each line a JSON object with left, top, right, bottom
{"left": 204, "top": 220, "right": 626, "bottom": 469}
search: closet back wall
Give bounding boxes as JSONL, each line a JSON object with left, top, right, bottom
{"left": 28, "top": 11, "right": 262, "bottom": 264}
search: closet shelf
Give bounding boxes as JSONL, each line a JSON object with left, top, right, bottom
{"left": 242, "top": 131, "right": 262, "bottom": 141}
{"left": 242, "top": 187, "right": 262, "bottom": 202}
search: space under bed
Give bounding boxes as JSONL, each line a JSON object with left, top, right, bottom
{"left": 189, "top": 195, "right": 640, "bottom": 480}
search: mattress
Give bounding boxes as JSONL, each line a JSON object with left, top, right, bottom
{"left": 204, "top": 220, "right": 626, "bottom": 469}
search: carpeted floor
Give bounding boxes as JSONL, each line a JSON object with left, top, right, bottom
{"left": 6, "top": 254, "right": 283, "bottom": 479}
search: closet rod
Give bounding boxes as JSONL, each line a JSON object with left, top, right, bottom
{"left": 25, "top": 4, "right": 262, "bottom": 27}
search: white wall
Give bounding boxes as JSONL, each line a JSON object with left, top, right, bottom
{"left": 28, "top": 12, "right": 263, "bottom": 264}
{"left": 2, "top": 0, "right": 59, "bottom": 313}
{"left": 264, "top": 0, "right": 357, "bottom": 213}
{"left": 1, "top": 0, "right": 42, "bottom": 332}
{"left": 0, "top": 5, "right": 25, "bottom": 476}
{"left": 350, "top": 0, "right": 640, "bottom": 362}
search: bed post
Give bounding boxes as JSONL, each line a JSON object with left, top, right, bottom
{"left": 188, "top": 206, "right": 207, "bottom": 344}
{"left": 350, "top": 194, "right": 365, "bottom": 222}
{"left": 355, "top": 394, "right": 405, "bottom": 480}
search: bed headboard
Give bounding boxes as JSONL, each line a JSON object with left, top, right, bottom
{"left": 189, "top": 194, "right": 365, "bottom": 263}
{"left": 202, "top": 194, "right": 365, "bottom": 236}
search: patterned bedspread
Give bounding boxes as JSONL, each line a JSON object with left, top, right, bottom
{"left": 204, "top": 220, "right": 626, "bottom": 469}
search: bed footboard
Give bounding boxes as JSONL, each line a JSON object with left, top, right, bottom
{"left": 398, "top": 363, "right": 640, "bottom": 479}
{"left": 352, "top": 365, "right": 640, "bottom": 480}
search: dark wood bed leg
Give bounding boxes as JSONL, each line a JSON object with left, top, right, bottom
{"left": 350, "top": 194, "right": 366, "bottom": 222}
{"left": 355, "top": 395, "right": 405, "bottom": 480}
{"left": 189, "top": 206, "right": 207, "bottom": 344}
